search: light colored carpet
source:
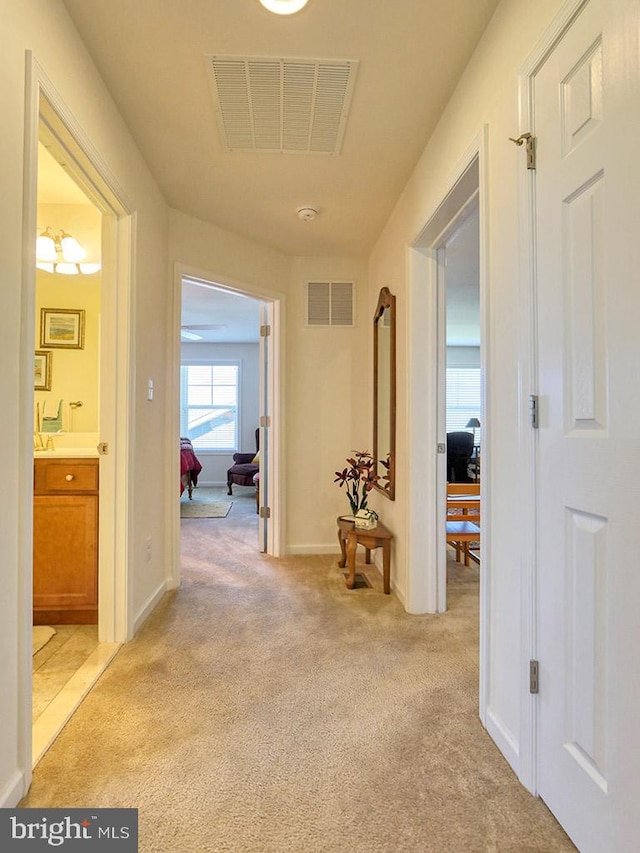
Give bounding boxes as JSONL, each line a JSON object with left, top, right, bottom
{"left": 21, "top": 505, "right": 575, "bottom": 853}
{"left": 180, "top": 488, "right": 232, "bottom": 518}
{"left": 32, "top": 626, "right": 56, "bottom": 655}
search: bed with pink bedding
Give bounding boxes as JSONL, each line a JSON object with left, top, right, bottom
{"left": 180, "top": 437, "right": 203, "bottom": 499}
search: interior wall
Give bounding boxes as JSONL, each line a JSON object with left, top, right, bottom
{"left": 180, "top": 341, "right": 259, "bottom": 486}
{"left": 287, "top": 256, "right": 369, "bottom": 554}
{"left": 169, "top": 210, "right": 369, "bottom": 553}
{"left": 0, "top": 0, "right": 170, "bottom": 805}
{"left": 367, "top": 0, "right": 565, "bottom": 780}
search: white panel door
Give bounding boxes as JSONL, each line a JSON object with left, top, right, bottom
{"left": 534, "top": 1, "right": 640, "bottom": 850}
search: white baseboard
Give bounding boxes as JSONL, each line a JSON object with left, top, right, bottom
{"left": 485, "top": 706, "right": 520, "bottom": 776}
{"left": 286, "top": 544, "right": 342, "bottom": 556}
{"left": 0, "top": 769, "right": 26, "bottom": 808}
{"left": 133, "top": 579, "right": 169, "bottom": 635}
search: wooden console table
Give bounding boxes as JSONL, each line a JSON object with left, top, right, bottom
{"left": 336, "top": 516, "right": 392, "bottom": 594}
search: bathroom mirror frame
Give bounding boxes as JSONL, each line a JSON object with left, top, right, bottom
{"left": 373, "top": 286, "right": 396, "bottom": 500}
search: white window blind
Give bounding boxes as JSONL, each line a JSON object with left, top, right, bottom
{"left": 446, "top": 367, "right": 481, "bottom": 442}
{"left": 180, "top": 363, "right": 239, "bottom": 451}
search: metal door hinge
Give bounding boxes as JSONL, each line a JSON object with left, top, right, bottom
{"left": 509, "top": 132, "right": 536, "bottom": 170}
{"left": 260, "top": 324, "right": 271, "bottom": 337}
{"left": 97, "top": 442, "right": 109, "bottom": 455}
{"left": 529, "top": 659, "right": 539, "bottom": 694}
{"left": 529, "top": 395, "right": 539, "bottom": 429}
{"left": 259, "top": 506, "right": 271, "bottom": 519}
{"left": 259, "top": 415, "right": 271, "bottom": 427}
{"left": 437, "top": 443, "right": 446, "bottom": 454}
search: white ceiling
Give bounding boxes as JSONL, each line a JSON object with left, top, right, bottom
{"left": 181, "top": 280, "right": 261, "bottom": 344}
{"left": 38, "top": 144, "right": 92, "bottom": 205}
{"left": 60, "top": 0, "right": 500, "bottom": 258}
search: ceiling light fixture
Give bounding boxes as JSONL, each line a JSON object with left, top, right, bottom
{"left": 258, "top": 0, "right": 310, "bottom": 15}
{"left": 35, "top": 226, "right": 101, "bottom": 276}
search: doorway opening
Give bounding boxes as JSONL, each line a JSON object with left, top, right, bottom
{"left": 22, "top": 68, "right": 133, "bottom": 773}
{"left": 407, "top": 138, "right": 488, "bottom": 713}
{"left": 176, "top": 273, "right": 281, "bottom": 575}
{"left": 32, "top": 139, "right": 109, "bottom": 763}
{"left": 440, "top": 202, "right": 481, "bottom": 573}
{"left": 180, "top": 279, "right": 263, "bottom": 548}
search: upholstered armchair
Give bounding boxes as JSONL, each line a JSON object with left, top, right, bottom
{"left": 227, "top": 428, "right": 259, "bottom": 496}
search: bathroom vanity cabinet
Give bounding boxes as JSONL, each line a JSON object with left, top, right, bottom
{"left": 33, "top": 457, "right": 99, "bottom": 625}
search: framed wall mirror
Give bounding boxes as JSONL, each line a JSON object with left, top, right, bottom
{"left": 373, "top": 287, "right": 396, "bottom": 500}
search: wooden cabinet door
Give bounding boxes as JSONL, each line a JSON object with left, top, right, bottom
{"left": 33, "top": 494, "right": 98, "bottom": 623}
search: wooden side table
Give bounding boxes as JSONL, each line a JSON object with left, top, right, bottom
{"left": 336, "top": 516, "right": 393, "bottom": 594}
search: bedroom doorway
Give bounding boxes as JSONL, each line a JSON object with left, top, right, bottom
{"left": 407, "top": 137, "right": 488, "bottom": 724}
{"left": 178, "top": 276, "right": 279, "bottom": 558}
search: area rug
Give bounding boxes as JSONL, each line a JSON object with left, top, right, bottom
{"left": 32, "top": 626, "right": 56, "bottom": 655}
{"left": 181, "top": 489, "right": 232, "bottom": 519}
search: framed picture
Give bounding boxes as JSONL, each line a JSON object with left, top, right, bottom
{"left": 34, "top": 350, "right": 52, "bottom": 391}
{"left": 40, "top": 308, "right": 85, "bottom": 349}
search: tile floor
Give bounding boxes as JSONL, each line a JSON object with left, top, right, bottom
{"left": 32, "top": 625, "right": 120, "bottom": 766}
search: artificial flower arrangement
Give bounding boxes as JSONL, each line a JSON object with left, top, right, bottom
{"left": 334, "top": 450, "right": 380, "bottom": 521}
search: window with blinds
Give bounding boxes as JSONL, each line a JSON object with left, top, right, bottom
{"left": 446, "top": 367, "right": 481, "bottom": 441}
{"left": 180, "top": 363, "right": 239, "bottom": 451}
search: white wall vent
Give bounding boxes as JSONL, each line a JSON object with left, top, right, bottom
{"left": 307, "top": 281, "right": 354, "bottom": 326}
{"left": 205, "top": 55, "right": 359, "bottom": 154}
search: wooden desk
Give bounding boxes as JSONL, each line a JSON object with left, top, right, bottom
{"left": 337, "top": 516, "right": 392, "bottom": 594}
{"left": 447, "top": 495, "right": 480, "bottom": 513}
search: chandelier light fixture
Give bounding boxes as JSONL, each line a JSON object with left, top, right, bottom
{"left": 35, "top": 226, "right": 101, "bottom": 276}
{"left": 258, "top": 0, "right": 310, "bottom": 15}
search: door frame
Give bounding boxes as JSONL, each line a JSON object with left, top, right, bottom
{"left": 167, "top": 263, "right": 285, "bottom": 586}
{"left": 19, "top": 54, "right": 135, "bottom": 780}
{"left": 514, "top": 0, "right": 592, "bottom": 794}
{"left": 406, "top": 128, "right": 489, "bottom": 699}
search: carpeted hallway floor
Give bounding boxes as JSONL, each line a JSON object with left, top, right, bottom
{"left": 21, "top": 489, "right": 576, "bottom": 852}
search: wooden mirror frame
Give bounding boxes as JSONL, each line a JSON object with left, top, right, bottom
{"left": 373, "top": 286, "right": 396, "bottom": 500}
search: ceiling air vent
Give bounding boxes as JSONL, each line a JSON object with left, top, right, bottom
{"left": 307, "top": 281, "right": 354, "bottom": 327}
{"left": 205, "top": 55, "right": 359, "bottom": 154}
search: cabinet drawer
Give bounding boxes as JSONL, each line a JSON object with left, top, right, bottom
{"left": 34, "top": 458, "right": 99, "bottom": 493}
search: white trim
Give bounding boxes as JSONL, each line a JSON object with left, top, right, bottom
{"left": 405, "top": 245, "right": 439, "bottom": 614}
{"left": 168, "top": 263, "right": 286, "bottom": 590}
{"left": 0, "top": 771, "right": 27, "bottom": 809}
{"left": 286, "top": 545, "right": 342, "bottom": 555}
{"left": 476, "top": 126, "right": 491, "bottom": 725}
{"left": 485, "top": 707, "right": 520, "bottom": 773}
{"left": 133, "top": 580, "right": 170, "bottom": 634}
{"left": 18, "top": 46, "right": 40, "bottom": 800}
{"left": 515, "top": 0, "right": 591, "bottom": 796}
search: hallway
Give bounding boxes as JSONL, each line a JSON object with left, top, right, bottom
{"left": 21, "top": 490, "right": 574, "bottom": 852}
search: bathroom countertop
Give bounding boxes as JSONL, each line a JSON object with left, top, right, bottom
{"left": 34, "top": 447, "right": 99, "bottom": 458}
